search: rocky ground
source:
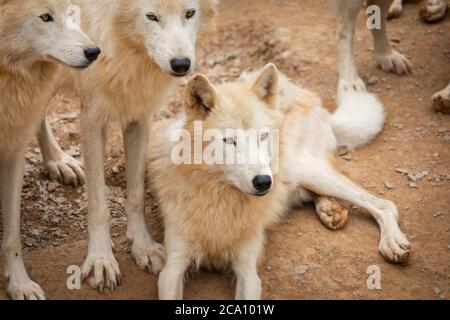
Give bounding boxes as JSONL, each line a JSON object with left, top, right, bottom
{"left": 0, "top": 0, "right": 449, "bottom": 300}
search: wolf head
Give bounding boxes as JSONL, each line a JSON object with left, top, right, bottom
{"left": 116, "top": 0, "right": 218, "bottom": 77}
{"left": 0, "top": 0, "right": 99, "bottom": 68}
{"left": 184, "top": 64, "right": 283, "bottom": 196}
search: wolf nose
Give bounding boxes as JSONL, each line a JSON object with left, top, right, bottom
{"left": 253, "top": 175, "right": 272, "bottom": 192}
{"left": 84, "top": 47, "right": 101, "bottom": 62}
{"left": 170, "top": 58, "right": 191, "bottom": 75}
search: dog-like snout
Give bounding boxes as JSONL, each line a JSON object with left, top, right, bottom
{"left": 84, "top": 47, "right": 101, "bottom": 62}
{"left": 170, "top": 58, "right": 191, "bottom": 75}
{"left": 253, "top": 175, "right": 272, "bottom": 193}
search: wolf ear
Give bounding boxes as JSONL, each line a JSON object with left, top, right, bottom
{"left": 67, "top": 5, "right": 81, "bottom": 26}
{"left": 185, "top": 74, "right": 217, "bottom": 120}
{"left": 252, "top": 63, "right": 279, "bottom": 109}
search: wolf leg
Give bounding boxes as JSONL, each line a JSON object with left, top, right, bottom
{"left": 158, "top": 231, "right": 191, "bottom": 300}
{"left": 1, "top": 150, "right": 46, "bottom": 300}
{"left": 369, "top": 0, "right": 412, "bottom": 75}
{"left": 314, "top": 196, "right": 349, "bottom": 230}
{"left": 336, "top": 0, "right": 367, "bottom": 97}
{"left": 38, "top": 115, "right": 85, "bottom": 186}
{"left": 388, "top": 0, "right": 404, "bottom": 19}
{"left": 80, "top": 114, "right": 121, "bottom": 292}
{"left": 298, "top": 158, "right": 410, "bottom": 263}
{"left": 123, "top": 119, "right": 165, "bottom": 275}
{"left": 233, "top": 233, "right": 263, "bottom": 300}
{"left": 432, "top": 82, "right": 450, "bottom": 114}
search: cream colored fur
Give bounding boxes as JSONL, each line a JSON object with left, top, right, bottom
{"left": 0, "top": 0, "right": 97, "bottom": 300}
{"left": 64, "top": 0, "right": 218, "bottom": 292}
{"left": 148, "top": 64, "right": 411, "bottom": 300}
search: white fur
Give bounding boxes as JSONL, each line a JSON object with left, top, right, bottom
{"left": 331, "top": 91, "right": 385, "bottom": 149}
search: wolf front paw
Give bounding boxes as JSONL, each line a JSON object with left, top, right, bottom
{"left": 45, "top": 152, "right": 85, "bottom": 186}
{"left": 81, "top": 250, "right": 121, "bottom": 293}
{"left": 376, "top": 50, "right": 412, "bottom": 75}
{"left": 128, "top": 236, "right": 166, "bottom": 275}
{"left": 6, "top": 275, "right": 46, "bottom": 300}
{"left": 432, "top": 83, "right": 450, "bottom": 114}
{"left": 379, "top": 230, "right": 411, "bottom": 264}
{"left": 388, "top": 1, "right": 403, "bottom": 19}
{"left": 419, "top": 0, "right": 448, "bottom": 23}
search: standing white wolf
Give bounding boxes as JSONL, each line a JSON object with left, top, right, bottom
{"left": 0, "top": 0, "right": 99, "bottom": 300}
{"left": 65, "top": 0, "right": 218, "bottom": 292}
{"left": 333, "top": 0, "right": 412, "bottom": 96}
{"left": 148, "top": 64, "right": 410, "bottom": 300}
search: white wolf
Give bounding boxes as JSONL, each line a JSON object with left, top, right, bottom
{"left": 148, "top": 64, "right": 410, "bottom": 300}
{"left": 0, "top": 0, "right": 99, "bottom": 299}
{"left": 63, "top": 0, "right": 218, "bottom": 292}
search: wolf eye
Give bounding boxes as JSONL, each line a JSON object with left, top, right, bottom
{"left": 40, "top": 14, "right": 53, "bottom": 22}
{"left": 186, "top": 9, "right": 196, "bottom": 19}
{"left": 261, "top": 132, "right": 269, "bottom": 141}
{"left": 223, "top": 137, "right": 236, "bottom": 146}
{"left": 146, "top": 13, "right": 159, "bottom": 22}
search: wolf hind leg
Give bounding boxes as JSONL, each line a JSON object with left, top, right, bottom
{"left": 38, "top": 115, "right": 85, "bottom": 186}
{"left": 314, "top": 196, "right": 349, "bottom": 230}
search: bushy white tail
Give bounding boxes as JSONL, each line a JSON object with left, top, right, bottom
{"left": 331, "top": 91, "right": 385, "bottom": 149}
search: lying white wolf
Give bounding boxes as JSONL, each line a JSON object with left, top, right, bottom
{"left": 148, "top": 64, "right": 411, "bottom": 300}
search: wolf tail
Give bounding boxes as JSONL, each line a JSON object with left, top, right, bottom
{"left": 330, "top": 91, "right": 385, "bottom": 149}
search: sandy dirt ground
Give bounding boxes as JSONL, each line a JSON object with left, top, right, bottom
{"left": 0, "top": 0, "right": 449, "bottom": 300}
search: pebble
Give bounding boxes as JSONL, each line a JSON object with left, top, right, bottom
{"left": 368, "top": 75, "right": 379, "bottom": 86}
{"left": 294, "top": 266, "right": 308, "bottom": 274}
{"left": 112, "top": 166, "right": 120, "bottom": 174}
{"left": 434, "top": 287, "right": 442, "bottom": 296}
{"left": 396, "top": 168, "right": 409, "bottom": 175}
{"left": 384, "top": 181, "right": 394, "bottom": 190}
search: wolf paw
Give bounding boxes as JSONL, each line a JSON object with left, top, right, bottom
{"left": 419, "top": 0, "right": 448, "bottom": 23}
{"left": 315, "top": 197, "right": 349, "bottom": 230}
{"left": 6, "top": 275, "right": 46, "bottom": 300}
{"left": 432, "top": 83, "right": 450, "bottom": 114}
{"left": 388, "top": 2, "right": 403, "bottom": 19}
{"left": 81, "top": 250, "right": 121, "bottom": 293}
{"left": 45, "top": 153, "right": 85, "bottom": 186}
{"left": 376, "top": 50, "right": 412, "bottom": 75}
{"left": 128, "top": 236, "right": 166, "bottom": 275}
{"left": 379, "top": 230, "right": 411, "bottom": 264}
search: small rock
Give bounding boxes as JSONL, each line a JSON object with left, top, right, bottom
{"left": 266, "top": 266, "right": 272, "bottom": 272}
{"left": 367, "top": 75, "right": 379, "bottom": 86}
{"left": 112, "top": 166, "right": 120, "bottom": 174}
{"left": 384, "top": 181, "right": 394, "bottom": 190}
{"left": 408, "top": 182, "right": 417, "bottom": 188}
{"left": 408, "top": 171, "right": 428, "bottom": 182}
{"left": 395, "top": 168, "right": 409, "bottom": 175}
{"left": 434, "top": 287, "right": 442, "bottom": 296}
{"left": 294, "top": 266, "right": 308, "bottom": 274}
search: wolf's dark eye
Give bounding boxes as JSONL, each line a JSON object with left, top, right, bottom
{"left": 186, "top": 9, "right": 196, "bottom": 19}
{"left": 40, "top": 14, "right": 53, "bottom": 22}
{"left": 146, "top": 13, "right": 159, "bottom": 22}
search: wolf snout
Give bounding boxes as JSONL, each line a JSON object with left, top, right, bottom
{"left": 253, "top": 175, "right": 272, "bottom": 193}
{"left": 84, "top": 47, "right": 101, "bottom": 63}
{"left": 170, "top": 58, "right": 191, "bottom": 76}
